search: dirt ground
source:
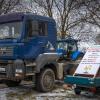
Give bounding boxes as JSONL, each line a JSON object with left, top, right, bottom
{"left": 0, "top": 82, "right": 100, "bottom": 100}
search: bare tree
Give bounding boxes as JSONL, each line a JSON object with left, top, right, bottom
{"left": 72, "top": 0, "right": 100, "bottom": 43}
{"left": 25, "top": 0, "right": 99, "bottom": 39}
{"left": 33, "top": 0, "right": 54, "bottom": 17}
{"left": 54, "top": 0, "right": 89, "bottom": 38}
{"left": 0, "top": 0, "right": 20, "bottom": 15}
{"left": 76, "top": 0, "right": 100, "bottom": 28}
{"left": 32, "top": 0, "right": 85, "bottom": 37}
{"left": 95, "top": 34, "right": 100, "bottom": 44}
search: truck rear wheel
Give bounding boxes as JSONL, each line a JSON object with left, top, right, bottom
{"left": 5, "top": 80, "right": 21, "bottom": 87}
{"left": 36, "top": 68, "right": 55, "bottom": 92}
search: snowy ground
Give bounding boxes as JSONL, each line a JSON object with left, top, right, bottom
{"left": 0, "top": 82, "right": 99, "bottom": 100}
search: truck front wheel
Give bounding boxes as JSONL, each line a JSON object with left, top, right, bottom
{"left": 36, "top": 68, "right": 55, "bottom": 92}
{"left": 5, "top": 80, "right": 21, "bottom": 87}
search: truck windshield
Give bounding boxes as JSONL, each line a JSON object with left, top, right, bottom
{"left": 0, "top": 21, "right": 22, "bottom": 39}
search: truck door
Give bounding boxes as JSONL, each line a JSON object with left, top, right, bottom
{"left": 22, "top": 19, "right": 48, "bottom": 59}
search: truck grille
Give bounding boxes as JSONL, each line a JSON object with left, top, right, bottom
{"left": 0, "top": 47, "right": 13, "bottom": 56}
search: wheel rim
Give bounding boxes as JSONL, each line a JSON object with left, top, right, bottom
{"left": 42, "top": 70, "right": 55, "bottom": 90}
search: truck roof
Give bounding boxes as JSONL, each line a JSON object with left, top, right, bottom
{"left": 0, "top": 12, "right": 55, "bottom": 24}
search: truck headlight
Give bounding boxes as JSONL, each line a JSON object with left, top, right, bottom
{"left": 15, "top": 69, "right": 23, "bottom": 73}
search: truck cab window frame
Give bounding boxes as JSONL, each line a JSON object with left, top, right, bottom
{"left": 27, "top": 20, "right": 48, "bottom": 38}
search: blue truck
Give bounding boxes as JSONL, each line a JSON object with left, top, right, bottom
{"left": 0, "top": 12, "right": 83, "bottom": 92}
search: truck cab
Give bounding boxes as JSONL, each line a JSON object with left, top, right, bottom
{"left": 0, "top": 12, "right": 57, "bottom": 60}
{"left": 0, "top": 13, "right": 58, "bottom": 92}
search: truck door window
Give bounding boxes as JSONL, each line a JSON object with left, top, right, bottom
{"left": 28, "top": 20, "right": 38, "bottom": 37}
{"left": 38, "top": 22, "right": 47, "bottom": 36}
{"left": 28, "top": 20, "right": 47, "bottom": 37}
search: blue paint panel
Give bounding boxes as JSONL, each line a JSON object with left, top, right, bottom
{"left": 48, "top": 22, "right": 57, "bottom": 49}
{"left": 17, "top": 37, "right": 46, "bottom": 59}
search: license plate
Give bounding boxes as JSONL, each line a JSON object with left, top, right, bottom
{"left": 0, "top": 68, "right": 6, "bottom": 72}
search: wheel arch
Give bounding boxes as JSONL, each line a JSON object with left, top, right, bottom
{"left": 41, "top": 63, "right": 58, "bottom": 79}
{"left": 35, "top": 53, "right": 59, "bottom": 74}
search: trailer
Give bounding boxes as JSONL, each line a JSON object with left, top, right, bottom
{"left": 64, "top": 45, "right": 100, "bottom": 94}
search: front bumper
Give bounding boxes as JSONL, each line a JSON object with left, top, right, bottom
{"left": 0, "top": 61, "right": 24, "bottom": 80}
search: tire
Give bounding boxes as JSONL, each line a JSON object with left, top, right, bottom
{"left": 35, "top": 68, "right": 55, "bottom": 92}
{"left": 5, "top": 80, "right": 21, "bottom": 87}
{"left": 74, "top": 87, "right": 81, "bottom": 95}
